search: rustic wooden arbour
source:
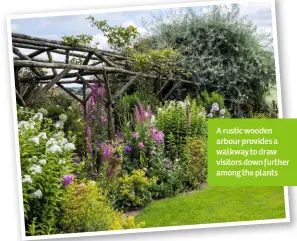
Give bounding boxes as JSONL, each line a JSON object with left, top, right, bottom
{"left": 12, "top": 33, "right": 189, "bottom": 140}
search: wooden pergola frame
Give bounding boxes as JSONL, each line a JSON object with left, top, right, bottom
{"left": 12, "top": 33, "right": 190, "bottom": 140}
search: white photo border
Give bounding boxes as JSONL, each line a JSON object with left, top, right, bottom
{"left": 6, "top": 0, "right": 290, "bottom": 240}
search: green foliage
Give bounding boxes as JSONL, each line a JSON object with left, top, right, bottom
{"left": 182, "top": 137, "right": 207, "bottom": 188}
{"left": 130, "top": 48, "right": 182, "bottom": 75}
{"left": 117, "top": 170, "right": 157, "bottom": 209}
{"left": 33, "top": 91, "right": 88, "bottom": 157}
{"left": 149, "top": 160, "right": 185, "bottom": 199}
{"left": 18, "top": 106, "right": 80, "bottom": 235}
{"left": 115, "top": 93, "right": 140, "bottom": 134}
{"left": 252, "top": 112, "right": 278, "bottom": 119}
{"left": 62, "top": 34, "right": 94, "bottom": 47}
{"left": 198, "top": 90, "right": 225, "bottom": 113}
{"left": 156, "top": 98, "right": 207, "bottom": 160}
{"left": 87, "top": 15, "right": 139, "bottom": 51}
{"left": 197, "top": 91, "right": 230, "bottom": 118}
{"left": 60, "top": 181, "right": 144, "bottom": 233}
{"left": 142, "top": 5, "right": 276, "bottom": 115}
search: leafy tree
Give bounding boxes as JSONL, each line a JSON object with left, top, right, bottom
{"left": 140, "top": 5, "right": 276, "bottom": 116}
{"left": 87, "top": 16, "right": 140, "bottom": 52}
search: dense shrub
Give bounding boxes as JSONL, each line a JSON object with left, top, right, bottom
{"left": 141, "top": 5, "right": 276, "bottom": 115}
{"left": 60, "top": 181, "right": 144, "bottom": 233}
{"left": 18, "top": 106, "right": 80, "bottom": 235}
{"left": 117, "top": 170, "right": 157, "bottom": 210}
{"left": 149, "top": 163, "right": 185, "bottom": 199}
{"left": 252, "top": 112, "right": 278, "bottom": 119}
{"left": 121, "top": 104, "right": 166, "bottom": 173}
{"left": 156, "top": 97, "right": 207, "bottom": 160}
{"left": 181, "top": 137, "right": 207, "bottom": 188}
{"left": 198, "top": 91, "right": 227, "bottom": 115}
{"left": 33, "top": 91, "right": 88, "bottom": 156}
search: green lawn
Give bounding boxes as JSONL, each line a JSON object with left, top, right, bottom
{"left": 135, "top": 186, "right": 286, "bottom": 227}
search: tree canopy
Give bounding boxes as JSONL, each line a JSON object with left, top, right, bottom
{"left": 139, "top": 5, "right": 276, "bottom": 116}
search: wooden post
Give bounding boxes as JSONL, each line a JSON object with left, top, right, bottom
{"left": 83, "top": 83, "right": 87, "bottom": 120}
{"left": 27, "top": 66, "right": 72, "bottom": 104}
{"left": 13, "top": 47, "right": 43, "bottom": 77}
{"left": 155, "top": 75, "right": 162, "bottom": 100}
{"left": 65, "top": 50, "right": 70, "bottom": 64}
{"left": 14, "top": 67, "right": 20, "bottom": 94}
{"left": 113, "top": 73, "right": 142, "bottom": 101}
{"left": 16, "top": 89, "right": 26, "bottom": 107}
{"left": 47, "top": 51, "right": 57, "bottom": 75}
{"left": 163, "top": 79, "right": 181, "bottom": 101}
{"left": 103, "top": 71, "right": 115, "bottom": 141}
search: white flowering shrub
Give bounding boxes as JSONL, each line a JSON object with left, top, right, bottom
{"left": 197, "top": 91, "right": 229, "bottom": 118}
{"left": 17, "top": 107, "right": 80, "bottom": 235}
{"left": 206, "top": 102, "right": 226, "bottom": 119}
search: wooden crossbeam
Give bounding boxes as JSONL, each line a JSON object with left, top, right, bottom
{"left": 77, "top": 73, "right": 94, "bottom": 89}
{"left": 13, "top": 43, "right": 101, "bottom": 61}
{"left": 42, "top": 66, "right": 72, "bottom": 92}
{"left": 94, "top": 74, "right": 104, "bottom": 82}
{"left": 12, "top": 37, "right": 127, "bottom": 60}
{"left": 31, "top": 66, "right": 72, "bottom": 102}
{"left": 13, "top": 37, "right": 88, "bottom": 52}
{"left": 14, "top": 56, "right": 65, "bottom": 64}
{"left": 21, "top": 71, "right": 100, "bottom": 82}
{"left": 91, "top": 61, "right": 103, "bottom": 66}
{"left": 82, "top": 52, "right": 93, "bottom": 65}
{"left": 11, "top": 33, "right": 188, "bottom": 106}
{"left": 73, "top": 52, "right": 94, "bottom": 82}
{"left": 113, "top": 73, "right": 142, "bottom": 101}
{"left": 47, "top": 51, "right": 57, "bottom": 75}
{"left": 39, "top": 79, "right": 99, "bottom": 84}
{"left": 16, "top": 89, "right": 27, "bottom": 107}
{"left": 12, "top": 33, "right": 121, "bottom": 56}
{"left": 23, "top": 81, "right": 37, "bottom": 101}
{"left": 14, "top": 60, "right": 160, "bottom": 79}
{"left": 163, "top": 79, "right": 182, "bottom": 100}
{"left": 13, "top": 47, "right": 44, "bottom": 77}
{"left": 29, "top": 48, "right": 50, "bottom": 58}
{"left": 93, "top": 51, "right": 118, "bottom": 68}
{"left": 56, "top": 83, "right": 83, "bottom": 104}
{"left": 155, "top": 79, "right": 171, "bottom": 97}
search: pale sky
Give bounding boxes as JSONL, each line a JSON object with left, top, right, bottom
{"left": 11, "top": 1, "right": 274, "bottom": 87}
{"left": 11, "top": 1, "right": 274, "bottom": 52}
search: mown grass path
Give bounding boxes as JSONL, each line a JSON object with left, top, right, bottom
{"left": 135, "top": 187, "right": 286, "bottom": 227}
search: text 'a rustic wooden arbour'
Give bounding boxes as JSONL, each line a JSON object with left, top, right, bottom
{"left": 12, "top": 33, "right": 190, "bottom": 141}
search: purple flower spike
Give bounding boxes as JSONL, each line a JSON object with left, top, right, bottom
{"left": 132, "top": 132, "right": 140, "bottom": 139}
{"left": 100, "top": 116, "right": 107, "bottom": 124}
{"left": 151, "top": 127, "right": 165, "bottom": 143}
{"left": 73, "top": 158, "right": 80, "bottom": 164}
{"left": 138, "top": 142, "right": 145, "bottom": 149}
{"left": 62, "top": 174, "right": 75, "bottom": 188}
{"left": 101, "top": 144, "right": 113, "bottom": 158}
{"left": 106, "top": 167, "right": 114, "bottom": 178}
{"left": 124, "top": 145, "right": 132, "bottom": 154}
